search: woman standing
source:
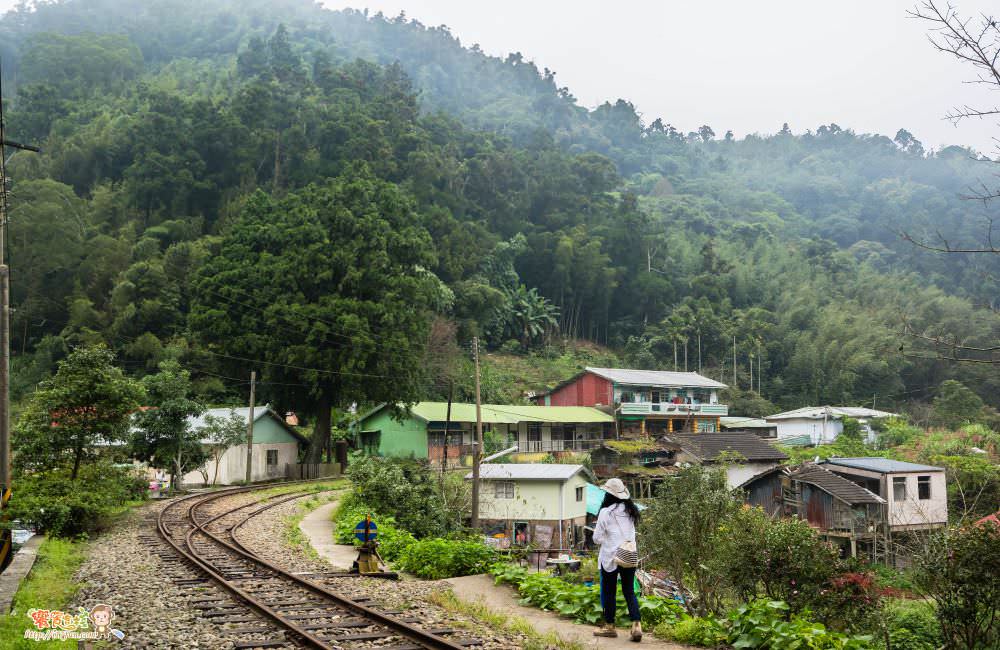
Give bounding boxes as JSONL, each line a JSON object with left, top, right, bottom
{"left": 592, "top": 477, "right": 642, "bottom": 641}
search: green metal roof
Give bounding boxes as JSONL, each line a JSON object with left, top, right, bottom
{"left": 405, "top": 402, "right": 614, "bottom": 424}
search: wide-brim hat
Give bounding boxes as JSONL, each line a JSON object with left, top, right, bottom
{"left": 601, "top": 478, "right": 630, "bottom": 500}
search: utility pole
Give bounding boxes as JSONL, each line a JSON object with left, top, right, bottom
{"left": 470, "top": 337, "right": 483, "bottom": 529}
{"left": 244, "top": 371, "right": 256, "bottom": 484}
{"left": 732, "top": 335, "right": 737, "bottom": 388}
{"left": 442, "top": 380, "right": 453, "bottom": 479}
{"left": 0, "top": 62, "right": 39, "bottom": 574}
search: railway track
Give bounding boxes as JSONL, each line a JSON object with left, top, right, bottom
{"left": 156, "top": 483, "right": 478, "bottom": 650}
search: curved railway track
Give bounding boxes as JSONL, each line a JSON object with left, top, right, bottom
{"left": 157, "top": 483, "right": 477, "bottom": 650}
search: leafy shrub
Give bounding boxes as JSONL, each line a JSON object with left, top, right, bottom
{"left": 331, "top": 500, "right": 415, "bottom": 561}
{"left": 346, "top": 456, "right": 452, "bottom": 538}
{"left": 395, "top": 538, "right": 497, "bottom": 579}
{"left": 913, "top": 523, "right": 1000, "bottom": 650}
{"left": 814, "top": 571, "right": 886, "bottom": 634}
{"left": 720, "top": 505, "right": 840, "bottom": 611}
{"left": 885, "top": 600, "right": 941, "bottom": 650}
{"left": 655, "top": 615, "right": 727, "bottom": 646}
{"left": 7, "top": 463, "right": 146, "bottom": 537}
{"left": 654, "top": 600, "right": 874, "bottom": 649}
{"left": 490, "top": 562, "right": 683, "bottom": 627}
{"left": 724, "top": 600, "right": 873, "bottom": 649}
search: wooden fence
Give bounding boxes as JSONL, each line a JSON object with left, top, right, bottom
{"left": 287, "top": 462, "right": 341, "bottom": 480}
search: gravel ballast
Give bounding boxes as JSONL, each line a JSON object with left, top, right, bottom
{"left": 65, "top": 490, "right": 532, "bottom": 649}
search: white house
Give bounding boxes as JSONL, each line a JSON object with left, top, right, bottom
{"left": 466, "top": 464, "right": 594, "bottom": 550}
{"left": 766, "top": 406, "right": 897, "bottom": 444}
{"left": 181, "top": 406, "right": 306, "bottom": 486}
{"left": 667, "top": 433, "right": 789, "bottom": 488}
{"left": 821, "top": 458, "right": 948, "bottom": 531}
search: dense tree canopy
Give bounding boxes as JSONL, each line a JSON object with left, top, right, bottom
{"left": 1, "top": 0, "right": 999, "bottom": 429}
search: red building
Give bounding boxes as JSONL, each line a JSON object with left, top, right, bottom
{"left": 533, "top": 367, "right": 728, "bottom": 435}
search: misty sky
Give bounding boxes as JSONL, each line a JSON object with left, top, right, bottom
{"left": 316, "top": 0, "right": 999, "bottom": 154}
{"left": 1, "top": 0, "right": 997, "bottom": 152}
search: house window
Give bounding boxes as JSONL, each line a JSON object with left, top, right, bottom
{"left": 494, "top": 481, "right": 515, "bottom": 499}
{"left": 575, "top": 486, "right": 584, "bottom": 502}
{"left": 619, "top": 391, "right": 635, "bottom": 403}
{"left": 651, "top": 390, "right": 662, "bottom": 403}
{"left": 918, "top": 476, "right": 931, "bottom": 500}
{"left": 266, "top": 449, "right": 278, "bottom": 466}
{"left": 893, "top": 477, "right": 907, "bottom": 501}
{"left": 696, "top": 419, "right": 716, "bottom": 433}
{"left": 360, "top": 430, "right": 381, "bottom": 455}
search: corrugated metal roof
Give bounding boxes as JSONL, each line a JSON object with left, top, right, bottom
{"left": 766, "top": 406, "right": 897, "bottom": 421}
{"left": 720, "top": 416, "right": 773, "bottom": 429}
{"left": 408, "top": 402, "right": 614, "bottom": 424}
{"left": 824, "top": 457, "right": 943, "bottom": 473}
{"left": 464, "top": 463, "right": 593, "bottom": 481}
{"left": 791, "top": 466, "right": 886, "bottom": 505}
{"left": 187, "top": 406, "right": 306, "bottom": 444}
{"left": 669, "top": 433, "right": 788, "bottom": 462}
{"left": 586, "top": 367, "right": 728, "bottom": 389}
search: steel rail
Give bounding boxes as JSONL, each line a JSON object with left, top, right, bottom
{"left": 159, "top": 486, "right": 332, "bottom": 649}
{"left": 158, "top": 481, "right": 468, "bottom": 650}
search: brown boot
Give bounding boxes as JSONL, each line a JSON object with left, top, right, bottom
{"left": 593, "top": 623, "right": 617, "bottom": 638}
{"left": 630, "top": 621, "right": 643, "bottom": 642}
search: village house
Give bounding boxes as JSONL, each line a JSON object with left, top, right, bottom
{"left": 765, "top": 406, "right": 897, "bottom": 444}
{"left": 741, "top": 464, "right": 889, "bottom": 561}
{"left": 181, "top": 406, "right": 307, "bottom": 486}
{"left": 720, "top": 416, "right": 778, "bottom": 439}
{"left": 532, "top": 367, "right": 728, "bottom": 435}
{"left": 820, "top": 458, "right": 948, "bottom": 531}
{"left": 467, "top": 463, "right": 594, "bottom": 550}
{"left": 666, "top": 432, "right": 788, "bottom": 488}
{"left": 589, "top": 439, "right": 676, "bottom": 498}
{"left": 356, "top": 402, "right": 615, "bottom": 466}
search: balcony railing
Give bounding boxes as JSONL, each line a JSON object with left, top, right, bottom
{"left": 516, "top": 439, "right": 604, "bottom": 453}
{"left": 619, "top": 402, "right": 728, "bottom": 416}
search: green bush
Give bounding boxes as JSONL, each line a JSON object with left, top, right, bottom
{"left": 654, "top": 600, "right": 874, "bottom": 649}
{"left": 7, "top": 463, "right": 145, "bottom": 537}
{"left": 885, "top": 600, "right": 940, "bottom": 650}
{"left": 346, "top": 456, "right": 456, "bottom": 537}
{"left": 490, "top": 562, "right": 683, "bottom": 627}
{"left": 724, "top": 600, "right": 873, "bottom": 649}
{"left": 396, "top": 538, "right": 497, "bottom": 579}
{"left": 655, "top": 615, "right": 727, "bottom": 646}
{"left": 331, "top": 499, "right": 415, "bottom": 561}
{"left": 719, "top": 505, "right": 840, "bottom": 612}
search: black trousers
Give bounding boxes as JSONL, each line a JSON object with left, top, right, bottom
{"left": 599, "top": 566, "right": 641, "bottom": 624}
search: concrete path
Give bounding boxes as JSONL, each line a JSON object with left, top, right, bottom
{"left": 446, "top": 573, "right": 688, "bottom": 649}
{"left": 298, "top": 498, "right": 358, "bottom": 569}
{"left": 0, "top": 535, "right": 44, "bottom": 613}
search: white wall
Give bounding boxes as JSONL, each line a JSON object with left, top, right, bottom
{"left": 774, "top": 418, "right": 843, "bottom": 444}
{"left": 725, "top": 461, "right": 780, "bottom": 489}
{"left": 887, "top": 472, "right": 949, "bottom": 528}
{"left": 183, "top": 442, "right": 299, "bottom": 486}
{"left": 478, "top": 476, "right": 590, "bottom": 521}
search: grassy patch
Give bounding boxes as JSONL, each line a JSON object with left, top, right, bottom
{"left": 282, "top": 487, "right": 345, "bottom": 559}
{"left": 484, "top": 342, "right": 620, "bottom": 398}
{"left": 604, "top": 438, "right": 660, "bottom": 453}
{"left": 427, "top": 589, "right": 584, "bottom": 650}
{"left": 0, "top": 537, "right": 89, "bottom": 649}
{"left": 255, "top": 478, "right": 348, "bottom": 502}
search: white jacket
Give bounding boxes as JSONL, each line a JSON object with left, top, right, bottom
{"left": 592, "top": 502, "right": 636, "bottom": 572}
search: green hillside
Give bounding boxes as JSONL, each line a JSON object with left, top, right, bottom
{"left": 0, "top": 0, "right": 998, "bottom": 454}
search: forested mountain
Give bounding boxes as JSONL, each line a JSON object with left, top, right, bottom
{"left": 2, "top": 0, "right": 999, "bottom": 442}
